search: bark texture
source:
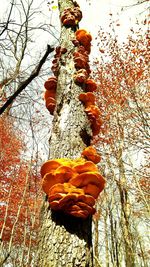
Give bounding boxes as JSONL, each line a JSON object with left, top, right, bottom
{"left": 36, "top": 1, "right": 94, "bottom": 266}
{"left": 37, "top": 203, "right": 93, "bottom": 267}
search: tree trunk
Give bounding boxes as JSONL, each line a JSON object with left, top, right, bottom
{"left": 36, "top": 0, "right": 94, "bottom": 266}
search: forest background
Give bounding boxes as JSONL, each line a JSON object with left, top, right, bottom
{"left": 0, "top": 0, "right": 149, "bottom": 266}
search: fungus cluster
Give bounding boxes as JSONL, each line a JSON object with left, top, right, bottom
{"left": 61, "top": 7, "right": 82, "bottom": 27}
{"left": 71, "top": 27, "right": 103, "bottom": 136}
{"left": 72, "top": 32, "right": 92, "bottom": 84}
{"left": 43, "top": 46, "right": 68, "bottom": 114}
{"left": 75, "top": 29, "right": 92, "bottom": 54}
{"left": 73, "top": 69, "right": 88, "bottom": 84}
{"left": 73, "top": 46, "right": 90, "bottom": 75}
{"left": 44, "top": 77, "right": 57, "bottom": 114}
{"left": 51, "top": 46, "right": 67, "bottom": 77}
{"left": 41, "top": 156, "right": 105, "bottom": 219}
{"left": 41, "top": 4, "right": 106, "bottom": 219}
{"left": 85, "top": 79, "right": 97, "bottom": 92}
{"left": 81, "top": 146, "right": 101, "bottom": 164}
{"left": 79, "top": 92, "right": 102, "bottom": 136}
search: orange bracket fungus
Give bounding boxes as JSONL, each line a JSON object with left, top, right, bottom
{"left": 81, "top": 146, "right": 101, "bottom": 164}
{"left": 73, "top": 49, "right": 91, "bottom": 75}
{"left": 85, "top": 107, "right": 102, "bottom": 136}
{"left": 48, "top": 183, "right": 96, "bottom": 219}
{"left": 41, "top": 158, "right": 105, "bottom": 219}
{"left": 51, "top": 46, "right": 62, "bottom": 76}
{"left": 85, "top": 105, "right": 101, "bottom": 120}
{"left": 91, "top": 118, "right": 103, "bottom": 136}
{"left": 61, "top": 7, "right": 82, "bottom": 27}
{"left": 45, "top": 97, "right": 56, "bottom": 114}
{"left": 44, "top": 89, "right": 56, "bottom": 100}
{"left": 79, "top": 92, "right": 102, "bottom": 136}
{"left": 41, "top": 13, "right": 105, "bottom": 219}
{"left": 73, "top": 52, "right": 88, "bottom": 68}
{"left": 44, "top": 77, "right": 57, "bottom": 91}
{"left": 50, "top": 46, "right": 67, "bottom": 76}
{"left": 74, "top": 69, "right": 88, "bottom": 84}
{"left": 43, "top": 76, "right": 57, "bottom": 114}
{"left": 85, "top": 79, "right": 97, "bottom": 92}
{"left": 75, "top": 29, "right": 92, "bottom": 53}
{"left": 79, "top": 92, "right": 95, "bottom": 107}
{"left": 44, "top": 77, "right": 57, "bottom": 103}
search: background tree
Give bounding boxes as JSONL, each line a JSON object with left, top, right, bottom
{"left": 0, "top": 0, "right": 56, "bottom": 265}
{"left": 0, "top": 115, "right": 42, "bottom": 266}
{"left": 92, "top": 16, "right": 149, "bottom": 266}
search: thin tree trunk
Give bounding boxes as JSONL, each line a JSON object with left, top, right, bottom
{"left": 94, "top": 220, "right": 99, "bottom": 267}
{"left": 36, "top": 1, "right": 93, "bottom": 266}
{"left": 117, "top": 148, "right": 135, "bottom": 267}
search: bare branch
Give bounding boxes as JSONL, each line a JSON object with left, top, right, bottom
{"left": 0, "top": 45, "right": 54, "bottom": 115}
{"left": 0, "top": 0, "right": 15, "bottom": 36}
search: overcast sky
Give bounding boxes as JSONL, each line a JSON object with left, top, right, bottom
{"left": 0, "top": 0, "right": 148, "bottom": 55}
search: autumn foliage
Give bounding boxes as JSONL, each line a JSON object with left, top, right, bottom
{"left": 0, "top": 115, "right": 42, "bottom": 250}
{"left": 0, "top": 115, "right": 23, "bottom": 173}
{"left": 93, "top": 22, "right": 149, "bottom": 145}
{"left": 91, "top": 19, "right": 150, "bottom": 265}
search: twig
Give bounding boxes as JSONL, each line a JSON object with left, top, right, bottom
{"left": 0, "top": 0, "right": 15, "bottom": 36}
{"left": 0, "top": 45, "right": 54, "bottom": 115}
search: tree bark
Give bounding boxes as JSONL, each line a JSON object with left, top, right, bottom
{"left": 36, "top": 1, "right": 94, "bottom": 266}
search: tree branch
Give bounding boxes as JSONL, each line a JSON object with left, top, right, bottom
{"left": 0, "top": 45, "right": 54, "bottom": 115}
{"left": 0, "top": 0, "right": 15, "bottom": 36}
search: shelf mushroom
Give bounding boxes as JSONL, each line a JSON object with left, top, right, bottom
{"left": 73, "top": 50, "right": 90, "bottom": 74}
{"left": 74, "top": 69, "right": 88, "bottom": 84}
{"left": 73, "top": 160, "right": 98, "bottom": 173}
{"left": 75, "top": 29, "right": 92, "bottom": 53}
{"left": 45, "top": 97, "right": 56, "bottom": 114}
{"left": 61, "top": 7, "right": 82, "bottom": 27}
{"left": 91, "top": 118, "right": 103, "bottom": 136}
{"left": 44, "top": 77, "right": 57, "bottom": 91}
{"left": 85, "top": 79, "right": 97, "bottom": 92}
{"left": 40, "top": 158, "right": 106, "bottom": 218}
{"left": 85, "top": 105, "right": 101, "bottom": 120}
{"left": 79, "top": 92, "right": 95, "bottom": 107}
{"left": 81, "top": 146, "right": 101, "bottom": 164}
{"left": 44, "top": 89, "right": 56, "bottom": 100}
{"left": 83, "top": 183, "right": 105, "bottom": 199}
{"left": 42, "top": 165, "right": 78, "bottom": 194}
{"left": 48, "top": 183, "right": 96, "bottom": 218}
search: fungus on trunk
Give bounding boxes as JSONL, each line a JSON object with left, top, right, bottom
{"left": 44, "top": 89, "right": 56, "bottom": 100}
{"left": 73, "top": 49, "right": 90, "bottom": 74}
{"left": 75, "top": 29, "right": 92, "bottom": 53}
{"left": 79, "top": 92, "right": 96, "bottom": 107}
{"left": 85, "top": 105, "right": 101, "bottom": 119}
{"left": 74, "top": 69, "right": 89, "bottom": 84}
{"left": 61, "top": 7, "right": 82, "bottom": 27}
{"left": 41, "top": 158, "right": 105, "bottom": 219}
{"left": 81, "top": 146, "right": 101, "bottom": 164}
{"left": 45, "top": 97, "right": 56, "bottom": 114}
{"left": 44, "top": 77, "right": 57, "bottom": 91}
{"left": 38, "top": 1, "right": 107, "bottom": 266}
{"left": 44, "top": 76, "right": 57, "bottom": 113}
{"left": 41, "top": 2, "right": 106, "bottom": 222}
{"left": 85, "top": 79, "right": 97, "bottom": 92}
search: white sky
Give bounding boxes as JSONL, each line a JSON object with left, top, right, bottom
{"left": 79, "top": 0, "right": 148, "bottom": 40}
{"left": 0, "top": 0, "right": 148, "bottom": 88}
{"left": 0, "top": 0, "right": 148, "bottom": 48}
